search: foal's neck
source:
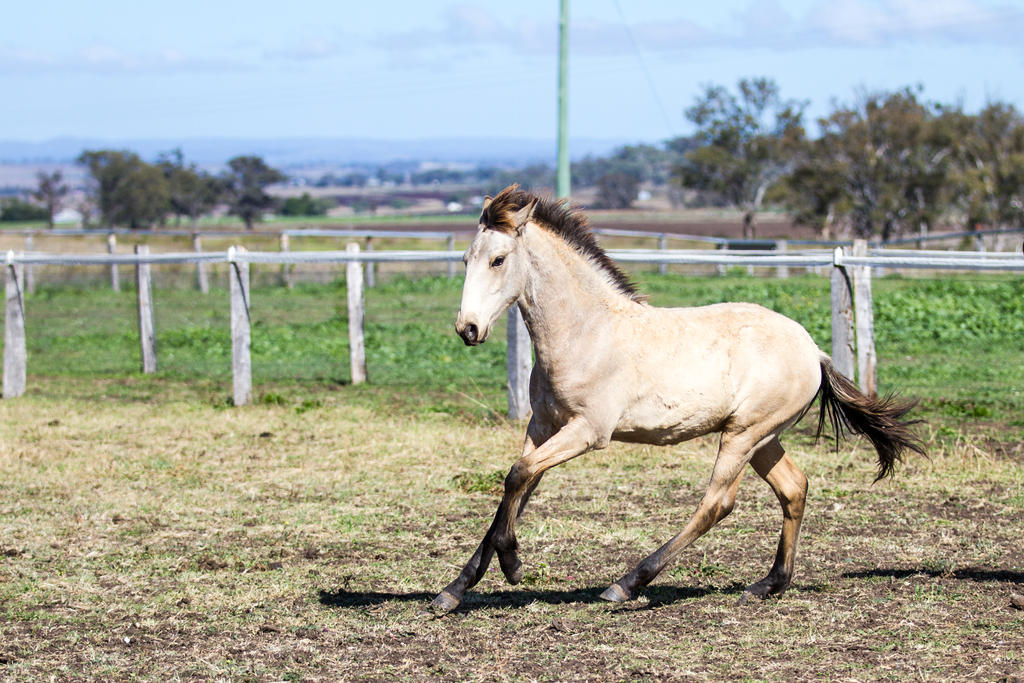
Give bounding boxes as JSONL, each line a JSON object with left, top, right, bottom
{"left": 517, "top": 225, "right": 635, "bottom": 372}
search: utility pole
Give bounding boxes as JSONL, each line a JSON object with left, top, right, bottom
{"left": 556, "top": 0, "right": 570, "bottom": 199}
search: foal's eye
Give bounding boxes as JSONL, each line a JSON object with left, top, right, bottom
{"left": 490, "top": 256, "right": 505, "bottom": 268}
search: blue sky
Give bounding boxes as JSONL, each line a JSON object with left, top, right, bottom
{"left": 2, "top": 0, "right": 1023, "bottom": 144}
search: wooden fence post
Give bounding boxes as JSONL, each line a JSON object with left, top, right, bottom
{"left": 228, "top": 246, "right": 252, "bottom": 406}
{"left": 717, "top": 243, "right": 728, "bottom": 276}
{"left": 108, "top": 233, "right": 120, "bottom": 292}
{"left": 658, "top": 233, "right": 668, "bottom": 275}
{"left": 135, "top": 245, "right": 157, "bottom": 374}
{"left": 364, "top": 236, "right": 376, "bottom": 288}
{"left": 775, "top": 239, "right": 789, "bottom": 278}
{"left": 279, "top": 233, "right": 293, "bottom": 289}
{"left": 830, "top": 247, "right": 855, "bottom": 381}
{"left": 24, "top": 234, "right": 35, "bottom": 295}
{"left": 193, "top": 233, "right": 209, "bottom": 294}
{"left": 346, "top": 243, "right": 367, "bottom": 384}
{"left": 3, "top": 254, "right": 26, "bottom": 398}
{"left": 852, "top": 239, "right": 877, "bottom": 396}
{"left": 507, "top": 305, "right": 532, "bottom": 419}
{"left": 447, "top": 234, "right": 456, "bottom": 279}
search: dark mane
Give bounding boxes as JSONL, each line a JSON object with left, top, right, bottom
{"left": 479, "top": 185, "right": 646, "bottom": 303}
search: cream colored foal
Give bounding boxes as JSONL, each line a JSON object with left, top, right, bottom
{"left": 432, "top": 185, "right": 923, "bottom": 612}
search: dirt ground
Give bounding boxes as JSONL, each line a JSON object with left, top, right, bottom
{"left": 1, "top": 384, "right": 1022, "bottom": 681}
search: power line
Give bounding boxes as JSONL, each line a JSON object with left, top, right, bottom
{"left": 611, "top": 0, "right": 677, "bottom": 137}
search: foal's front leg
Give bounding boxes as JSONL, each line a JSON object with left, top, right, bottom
{"left": 431, "top": 417, "right": 597, "bottom": 612}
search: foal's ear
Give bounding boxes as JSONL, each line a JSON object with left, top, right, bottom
{"left": 481, "top": 195, "right": 494, "bottom": 210}
{"left": 511, "top": 198, "right": 537, "bottom": 233}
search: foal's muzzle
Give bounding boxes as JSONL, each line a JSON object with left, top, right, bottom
{"left": 458, "top": 322, "right": 480, "bottom": 346}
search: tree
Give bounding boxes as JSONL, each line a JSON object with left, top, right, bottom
{"left": 487, "top": 164, "right": 554, "bottom": 195}
{"left": 279, "top": 192, "right": 332, "bottom": 216}
{"left": 0, "top": 198, "right": 48, "bottom": 222}
{"left": 31, "top": 170, "right": 69, "bottom": 229}
{"left": 944, "top": 102, "right": 1024, "bottom": 231}
{"left": 77, "top": 150, "right": 171, "bottom": 229}
{"left": 772, "top": 145, "right": 847, "bottom": 237}
{"left": 157, "top": 149, "right": 222, "bottom": 227}
{"left": 595, "top": 172, "right": 640, "bottom": 209}
{"left": 574, "top": 143, "right": 683, "bottom": 190}
{"left": 812, "top": 88, "right": 951, "bottom": 240}
{"left": 680, "top": 77, "right": 806, "bottom": 238}
{"left": 222, "top": 156, "right": 285, "bottom": 229}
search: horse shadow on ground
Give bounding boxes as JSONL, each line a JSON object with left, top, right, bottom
{"left": 316, "top": 569, "right": 1021, "bottom": 613}
{"left": 317, "top": 581, "right": 829, "bottom": 613}
{"left": 842, "top": 567, "right": 1024, "bottom": 583}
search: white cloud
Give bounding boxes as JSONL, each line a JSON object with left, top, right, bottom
{"left": 444, "top": 4, "right": 502, "bottom": 39}
{"left": 806, "top": 0, "right": 892, "bottom": 45}
{"left": 0, "top": 47, "right": 60, "bottom": 71}
{"left": 0, "top": 44, "right": 253, "bottom": 75}
{"left": 803, "top": 0, "right": 1021, "bottom": 47}
{"left": 264, "top": 36, "right": 347, "bottom": 61}
{"left": 365, "top": 0, "right": 1024, "bottom": 61}
{"left": 371, "top": 5, "right": 719, "bottom": 59}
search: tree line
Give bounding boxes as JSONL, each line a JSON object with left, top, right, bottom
{"left": 7, "top": 77, "right": 1024, "bottom": 239}
{"left": 6, "top": 150, "right": 288, "bottom": 230}
{"left": 79, "top": 150, "right": 286, "bottom": 230}
{"left": 583, "top": 78, "right": 1024, "bottom": 240}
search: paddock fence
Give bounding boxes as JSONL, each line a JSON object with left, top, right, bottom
{"left": 6, "top": 225, "right": 1022, "bottom": 289}
{"left": 8, "top": 227, "right": 464, "bottom": 292}
{"left": 3, "top": 240, "right": 1022, "bottom": 418}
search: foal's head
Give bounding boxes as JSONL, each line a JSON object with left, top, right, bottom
{"left": 455, "top": 185, "right": 537, "bottom": 346}
{"left": 456, "top": 184, "right": 643, "bottom": 346}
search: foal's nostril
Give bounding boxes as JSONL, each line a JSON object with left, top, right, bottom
{"left": 460, "top": 323, "right": 479, "bottom": 345}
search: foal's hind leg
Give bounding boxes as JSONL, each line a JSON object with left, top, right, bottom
{"left": 600, "top": 428, "right": 760, "bottom": 602}
{"left": 739, "top": 437, "right": 807, "bottom": 603}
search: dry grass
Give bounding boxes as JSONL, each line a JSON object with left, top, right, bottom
{"left": 1, "top": 380, "right": 1022, "bottom": 681}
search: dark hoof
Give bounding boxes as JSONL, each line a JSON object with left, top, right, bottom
{"left": 738, "top": 578, "right": 788, "bottom": 605}
{"left": 504, "top": 561, "right": 524, "bottom": 585}
{"left": 736, "top": 591, "right": 756, "bottom": 606}
{"left": 429, "top": 590, "right": 461, "bottom": 613}
{"left": 499, "top": 553, "right": 523, "bottom": 585}
{"left": 599, "top": 583, "right": 631, "bottom": 603}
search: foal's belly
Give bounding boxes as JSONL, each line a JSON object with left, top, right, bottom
{"left": 611, "top": 425, "right": 711, "bottom": 446}
{"left": 611, "top": 396, "right": 726, "bottom": 446}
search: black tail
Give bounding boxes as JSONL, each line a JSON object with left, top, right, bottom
{"left": 816, "top": 357, "right": 926, "bottom": 481}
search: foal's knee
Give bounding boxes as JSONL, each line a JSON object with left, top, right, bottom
{"left": 699, "top": 486, "right": 738, "bottom": 525}
{"left": 504, "top": 460, "right": 530, "bottom": 492}
{"left": 716, "top": 490, "right": 738, "bottom": 522}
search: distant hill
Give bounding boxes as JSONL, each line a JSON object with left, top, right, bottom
{"left": 0, "top": 136, "right": 638, "bottom": 167}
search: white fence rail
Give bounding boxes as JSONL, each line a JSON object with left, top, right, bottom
{"left": 3, "top": 243, "right": 1023, "bottom": 416}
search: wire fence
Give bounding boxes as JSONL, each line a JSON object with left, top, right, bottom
{"left": 3, "top": 240, "right": 1023, "bottom": 418}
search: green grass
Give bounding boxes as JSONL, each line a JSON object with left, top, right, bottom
{"left": 9, "top": 271, "right": 1024, "bottom": 443}
{"left": 21, "top": 274, "right": 504, "bottom": 387}
{"left": 1, "top": 269, "right": 1022, "bottom": 680}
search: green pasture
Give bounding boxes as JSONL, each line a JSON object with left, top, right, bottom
{"left": 1, "top": 271, "right": 1022, "bottom": 680}
{"left": 8, "top": 271, "right": 1024, "bottom": 442}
